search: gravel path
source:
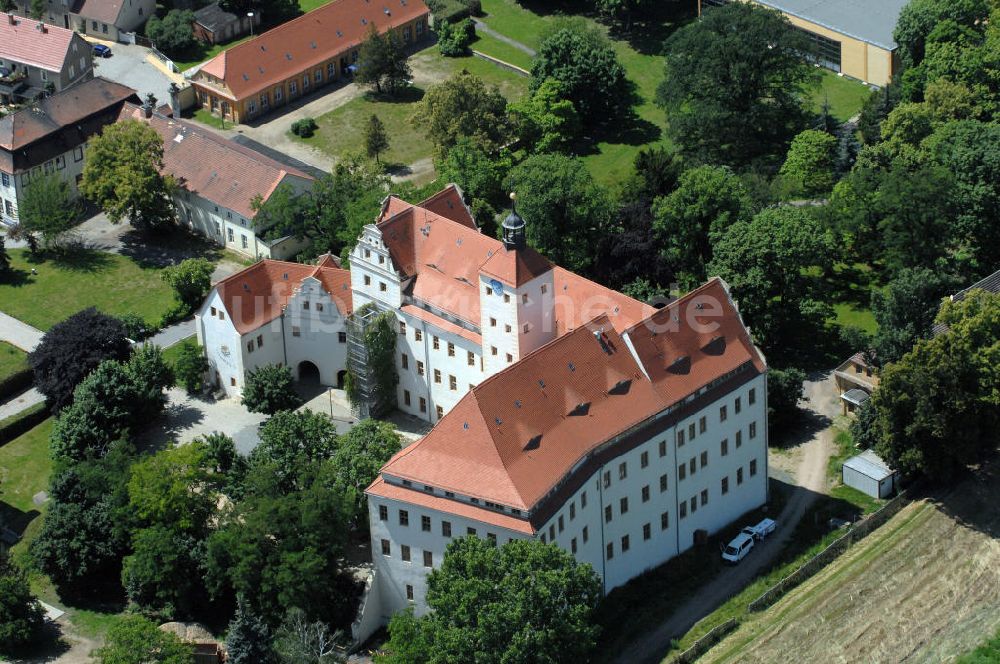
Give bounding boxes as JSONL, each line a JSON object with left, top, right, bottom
{"left": 613, "top": 372, "right": 839, "bottom": 664}
{"left": 473, "top": 20, "right": 537, "bottom": 56}
{"left": 0, "top": 311, "right": 43, "bottom": 352}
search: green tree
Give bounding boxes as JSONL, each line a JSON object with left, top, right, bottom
{"left": 893, "top": 0, "right": 987, "bottom": 69}
{"left": 657, "top": 3, "right": 815, "bottom": 167}
{"left": 509, "top": 153, "right": 613, "bottom": 274}
{"left": 0, "top": 0, "right": 17, "bottom": 13}
{"left": 29, "top": 307, "right": 131, "bottom": 411}
{"left": 767, "top": 367, "right": 806, "bottom": 433}
{"left": 849, "top": 400, "right": 880, "bottom": 451}
{"left": 254, "top": 156, "right": 389, "bottom": 256}
{"left": 174, "top": 341, "right": 209, "bottom": 393}
{"left": 80, "top": 119, "right": 176, "bottom": 231}
{"left": 121, "top": 525, "right": 207, "bottom": 618}
{"left": 128, "top": 441, "right": 216, "bottom": 533}
{"left": 50, "top": 361, "right": 138, "bottom": 462}
{"left": 17, "top": 174, "right": 79, "bottom": 250}
{"left": 870, "top": 290, "right": 1000, "bottom": 479}
{"left": 0, "top": 554, "right": 44, "bottom": 653}
{"left": 28, "top": 0, "right": 43, "bottom": 19}
{"left": 162, "top": 258, "right": 215, "bottom": 315}
{"left": 436, "top": 137, "right": 513, "bottom": 232}
{"left": 413, "top": 70, "right": 511, "bottom": 154}
{"left": 858, "top": 82, "right": 902, "bottom": 145}
{"left": 779, "top": 129, "right": 839, "bottom": 197}
{"left": 437, "top": 18, "right": 475, "bottom": 57}
{"left": 380, "top": 537, "right": 602, "bottom": 663}
{"left": 531, "top": 21, "right": 630, "bottom": 124}
{"left": 707, "top": 206, "right": 833, "bottom": 361}
{"left": 241, "top": 364, "right": 301, "bottom": 415}
{"left": 227, "top": 596, "right": 278, "bottom": 664}
{"left": 364, "top": 114, "right": 390, "bottom": 164}
{"left": 96, "top": 615, "right": 195, "bottom": 664}
{"left": 125, "top": 343, "right": 175, "bottom": 420}
{"left": 0, "top": 235, "right": 10, "bottom": 275}
{"left": 331, "top": 419, "right": 402, "bottom": 525}
{"left": 595, "top": 0, "right": 652, "bottom": 30}
{"left": 145, "top": 10, "right": 197, "bottom": 58}
{"left": 651, "top": 165, "right": 751, "bottom": 285}
{"left": 509, "top": 78, "right": 581, "bottom": 153}
{"left": 356, "top": 24, "right": 411, "bottom": 96}
{"left": 249, "top": 410, "right": 339, "bottom": 493}
{"left": 205, "top": 465, "right": 355, "bottom": 626}
{"left": 870, "top": 267, "right": 958, "bottom": 366}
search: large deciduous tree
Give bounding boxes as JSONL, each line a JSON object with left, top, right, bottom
{"left": 869, "top": 289, "right": 1000, "bottom": 480}
{"left": 95, "top": 615, "right": 195, "bottom": 664}
{"left": 869, "top": 267, "right": 959, "bottom": 366}
{"left": 413, "top": 70, "right": 511, "bottom": 154}
{"left": 241, "top": 364, "right": 301, "bottom": 415}
{"left": 356, "top": 24, "right": 411, "bottom": 96}
{"left": 331, "top": 419, "right": 401, "bottom": 525}
{"left": 145, "top": 10, "right": 197, "bottom": 58}
{"left": 509, "top": 78, "right": 581, "bottom": 153}
{"left": 380, "top": 537, "right": 602, "bottom": 663}
{"left": 656, "top": 3, "right": 815, "bottom": 167}
{"left": 162, "top": 258, "right": 215, "bottom": 315}
{"left": 0, "top": 554, "right": 44, "bottom": 653}
{"left": 509, "top": 153, "right": 614, "bottom": 274}
{"left": 530, "top": 21, "right": 630, "bottom": 125}
{"left": 80, "top": 119, "right": 176, "bottom": 232}
{"left": 29, "top": 308, "right": 131, "bottom": 411}
{"left": 779, "top": 129, "right": 840, "bottom": 197}
{"left": 651, "top": 165, "right": 752, "bottom": 285}
{"left": 707, "top": 206, "right": 833, "bottom": 361}
{"left": 248, "top": 410, "right": 340, "bottom": 494}
{"left": 17, "top": 174, "right": 79, "bottom": 250}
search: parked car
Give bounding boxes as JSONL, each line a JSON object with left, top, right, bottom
{"left": 741, "top": 518, "right": 777, "bottom": 542}
{"left": 722, "top": 532, "right": 754, "bottom": 564}
{"left": 93, "top": 44, "right": 112, "bottom": 58}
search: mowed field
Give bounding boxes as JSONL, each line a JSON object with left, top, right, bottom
{"left": 699, "top": 461, "right": 1000, "bottom": 664}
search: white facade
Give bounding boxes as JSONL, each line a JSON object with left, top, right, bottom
{"left": 367, "top": 372, "right": 769, "bottom": 617}
{"left": 173, "top": 175, "right": 311, "bottom": 261}
{"left": 1, "top": 144, "right": 88, "bottom": 226}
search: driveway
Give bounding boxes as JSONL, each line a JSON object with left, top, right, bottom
{"left": 91, "top": 42, "right": 178, "bottom": 106}
{"left": 613, "top": 372, "right": 839, "bottom": 664}
{"left": 144, "top": 387, "right": 268, "bottom": 455}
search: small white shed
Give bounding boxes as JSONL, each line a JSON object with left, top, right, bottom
{"left": 843, "top": 450, "right": 898, "bottom": 499}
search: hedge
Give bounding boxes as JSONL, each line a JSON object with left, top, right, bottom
{"left": 0, "top": 367, "right": 33, "bottom": 402}
{"left": 0, "top": 401, "right": 49, "bottom": 447}
{"left": 427, "top": 0, "right": 481, "bottom": 23}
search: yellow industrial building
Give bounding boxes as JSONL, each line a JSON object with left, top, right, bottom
{"left": 698, "top": 0, "right": 907, "bottom": 86}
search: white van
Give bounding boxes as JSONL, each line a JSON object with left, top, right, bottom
{"left": 722, "top": 532, "right": 755, "bottom": 564}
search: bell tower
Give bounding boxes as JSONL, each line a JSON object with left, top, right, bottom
{"left": 502, "top": 192, "right": 526, "bottom": 250}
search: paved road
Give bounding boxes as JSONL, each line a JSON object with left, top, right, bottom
{"left": 0, "top": 311, "right": 43, "bottom": 352}
{"left": 613, "top": 372, "right": 839, "bottom": 664}
{"left": 147, "top": 319, "right": 195, "bottom": 349}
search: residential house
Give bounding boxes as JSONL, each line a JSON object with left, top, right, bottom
{"left": 932, "top": 268, "right": 1000, "bottom": 336}
{"left": 118, "top": 101, "right": 314, "bottom": 258}
{"left": 699, "top": 0, "right": 905, "bottom": 86}
{"left": 196, "top": 254, "right": 353, "bottom": 394}
{"left": 0, "top": 77, "right": 139, "bottom": 225}
{"left": 192, "top": 2, "right": 258, "bottom": 45}
{"left": 0, "top": 13, "right": 93, "bottom": 104}
{"left": 11, "top": 0, "right": 154, "bottom": 41}
{"left": 360, "top": 277, "right": 769, "bottom": 634}
{"left": 834, "top": 352, "right": 878, "bottom": 415}
{"left": 189, "top": 0, "right": 430, "bottom": 123}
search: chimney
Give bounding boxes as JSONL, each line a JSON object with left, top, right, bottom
{"left": 7, "top": 13, "right": 15, "bottom": 25}
{"left": 35, "top": 21, "right": 46, "bottom": 33}
{"left": 141, "top": 91, "right": 157, "bottom": 118}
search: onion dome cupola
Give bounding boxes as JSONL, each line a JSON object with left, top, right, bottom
{"left": 502, "top": 191, "right": 526, "bottom": 250}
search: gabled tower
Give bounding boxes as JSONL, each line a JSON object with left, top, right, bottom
{"left": 480, "top": 194, "right": 555, "bottom": 375}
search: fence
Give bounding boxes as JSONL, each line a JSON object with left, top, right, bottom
{"left": 747, "top": 489, "right": 911, "bottom": 612}
{"left": 670, "top": 619, "right": 738, "bottom": 664}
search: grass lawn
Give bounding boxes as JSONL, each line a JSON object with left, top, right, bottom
{"left": 190, "top": 106, "right": 229, "bottom": 130}
{"left": 294, "top": 47, "right": 529, "bottom": 169}
{"left": 833, "top": 302, "right": 877, "bottom": 334}
{"left": 0, "top": 418, "right": 52, "bottom": 517}
{"left": 479, "top": 0, "right": 681, "bottom": 187}
{"left": 959, "top": 627, "right": 1000, "bottom": 663}
{"left": 162, "top": 335, "right": 198, "bottom": 371}
{"left": 0, "top": 341, "right": 28, "bottom": 383}
{"left": 172, "top": 35, "right": 253, "bottom": 72}
{"left": 471, "top": 32, "right": 534, "bottom": 71}
{"left": 0, "top": 249, "right": 179, "bottom": 331}
{"left": 811, "top": 68, "right": 873, "bottom": 123}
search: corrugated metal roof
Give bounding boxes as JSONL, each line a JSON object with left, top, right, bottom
{"left": 841, "top": 388, "right": 870, "bottom": 405}
{"left": 843, "top": 449, "right": 894, "bottom": 481}
{"left": 754, "top": 0, "right": 909, "bottom": 51}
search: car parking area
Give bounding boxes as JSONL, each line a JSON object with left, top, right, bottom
{"left": 89, "top": 41, "right": 178, "bottom": 106}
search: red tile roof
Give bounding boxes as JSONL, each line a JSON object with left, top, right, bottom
{"left": 197, "top": 0, "right": 429, "bottom": 100}
{"left": 214, "top": 256, "right": 352, "bottom": 335}
{"left": 0, "top": 16, "right": 80, "bottom": 73}
{"left": 71, "top": 0, "right": 125, "bottom": 25}
{"left": 369, "top": 278, "right": 764, "bottom": 528}
{"left": 417, "top": 184, "right": 477, "bottom": 229}
{"left": 377, "top": 192, "right": 650, "bottom": 331}
{"left": 119, "top": 103, "right": 312, "bottom": 219}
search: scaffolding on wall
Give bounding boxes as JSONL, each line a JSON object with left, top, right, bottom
{"left": 346, "top": 303, "right": 394, "bottom": 419}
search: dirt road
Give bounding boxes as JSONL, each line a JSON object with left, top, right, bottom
{"left": 612, "top": 373, "right": 839, "bottom": 664}
{"left": 700, "top": 461, "right": 1000, "bottom": 663}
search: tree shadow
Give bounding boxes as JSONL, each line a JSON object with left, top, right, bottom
{"left": 137, "top": 401, "right": 208, "bottom": 454}
{"left": 0, "top": 267, "right": 33, "bottom": 287}
{"left": 46, "top": 246, "right": 114, "bottom": 274}
{"left": 0, "top": 503, "right": 40, "bottom": 546}
{"left": 605, "top": 3, "right": 696, "bottom": 56}
{"left": 769, "top": 406, "right": 833, "bottom": 450}
{"left": 385, "top": 162, "right": 412, "bottom": 177}
{"left": 932, "top": 452, "right": 1000, "bottom": 540}
{"left": 363, "top": 85, "right": 425, "bottom": 105}
{"left": 3, "top": 621, "right": 72, "bottom": 663}
{"left": 117, "top": 227, "right": 222, "bottom": 270}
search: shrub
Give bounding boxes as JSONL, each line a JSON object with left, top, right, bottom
{"left": 291, "top": 118, "right": 319, "bottom": 138}
{"left": 117, "top": 312, "right": 155, "bottom": 342}
{"left": 438, "top": 18, "right": 476, "bottom": 57}
{"left": 174, "top": 341, "right": 209, "bottom": 394}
